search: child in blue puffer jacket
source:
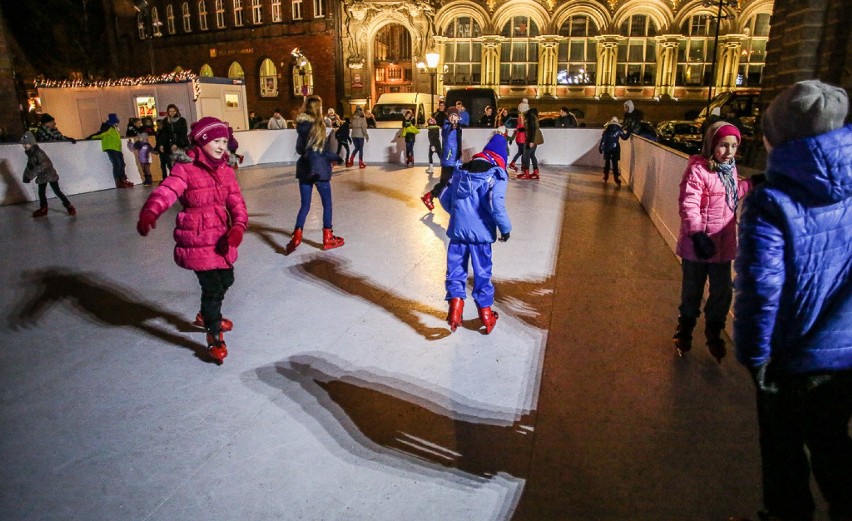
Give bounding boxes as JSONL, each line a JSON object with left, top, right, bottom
{"left": 438, "top": 134, "right": 512, "bottom": 334}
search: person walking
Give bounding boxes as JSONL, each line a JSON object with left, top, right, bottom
{"left": 420, "top": 107, "right": 463, "bottom": 211}
{"left": 91, "top": 113, "right": 133, "bottom": 188}
{"left": 598, "top": 117, "right": 630, "bottom": 185}
{"left": 439, "top": 134, "right": 512, "bottom": 334}
{"left": 672, "top": 121, "right": 752, "bottom": 362}
{"left": 732, "top": 80, "right": 852, "bottom": 521}
{"left": 348, "top": 106, "right": 369, "bottom": 168}
{"left": 136, "top": 117, "right": 248, "bottom": 365}
{"left": 284, "top": 95, "right": 345, "bottom": 254}
{"left": 21, "top": 131, "right": 76, "bottom": 217}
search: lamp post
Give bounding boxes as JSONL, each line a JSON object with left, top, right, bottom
{"left": 704, "top": 0, "right": 738, "bottom": 114}
{"left": 423, "top": 50, "right": 440, "bottom": 121}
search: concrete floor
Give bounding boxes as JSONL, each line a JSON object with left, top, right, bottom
{"left": 0, "top": 161, "right": 829, "bottom": 520}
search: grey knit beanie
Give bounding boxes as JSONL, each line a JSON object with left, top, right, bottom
{"left": 21, "top": 131, "right": 37, "bottom": 145}
{"left": 763, "top": 80, "right": 848, "bottom": 147}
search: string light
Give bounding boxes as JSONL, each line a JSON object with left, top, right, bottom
{"left": 35, "top": 71, "right": 202, "bottom": 101}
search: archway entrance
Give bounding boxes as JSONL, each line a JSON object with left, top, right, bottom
{"left": 373, "top": 24, "right": 413, "bottom": 98}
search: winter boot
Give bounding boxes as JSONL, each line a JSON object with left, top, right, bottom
{"left": 477, "top": 306, "right": 499, "bottom": 334}
{"left": 64, "top": 203, "right": 77, "bottom": 216}
{"left": 322, "top": 228, "right": 345, "bottom": 250}
{"left": 508, "top": 162, "right": 518, "bottom": 172}
{"left": 359, "top": 160, "right": 366, "bottom": 169}
{"left": 447, "top": 298, "right": 464, "bottom": 332}
{"left": 421, "top": 192, "right": 435, "bottom": 211}
{"left": 529, "top": 169, "right": 540, "bottom": 180}
{"left": 603, "top": 171, "right": 609, "bottom": 183}
{"left": 206, "top": 331, "right": 228, "bottom": 365}
{"left": 143, "top": 175, "right": 153, "bottom": 186}
{"left": 706, "top": 321, "right": 727, "bottom": 363}
{"left": 194, "top": 313, "right": 233, "bottom": 332}
{"left": 673, "top": 316, "right": 697, "bottom": 357}
{"left": 517, "top": 169, "right": 531, "bottom": 180}
{"left": 285, "top": 227, "right": 303, "bottom": 255}
{"left": 614, "top": 175, "right": 622, "bottom": 186}
{"left": 32, "top": 207, "right": 48, "bottom": 218}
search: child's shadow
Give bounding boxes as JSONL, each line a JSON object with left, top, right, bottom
{"left": 247, "top": 219, "right": 321, "bottom": 255}
{"left": 10, "top": 268, "right": 210, "bottom": 362}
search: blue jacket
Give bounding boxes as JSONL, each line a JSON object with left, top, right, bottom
{"left": 599, "top": 123, "right": 630, "bottom": 156}
{"left": 734, "top": 124, "right": 852, "bottom": 375}
{"left": 441, "top": 122, "right": 462, "bottom": 167}
{"left": 295, "top": 114, "right": 342, "bottom": 182}
{"left": 438, "top": 160, "right": 511, "bottom": 243}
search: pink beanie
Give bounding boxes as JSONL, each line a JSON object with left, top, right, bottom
{"left": 190, "top": 117, "right": 230, "bottom": 146}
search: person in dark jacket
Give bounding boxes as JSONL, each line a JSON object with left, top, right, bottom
{"left": 518, "top": 107, "right": 542, "bottom": 180}
{"left": 421, "top": 107, "right": 463, "bottom": 211}
{"left": 21, "top": 131, "right": 76, "bottom": 217}
{"left": 34, "top": 113, "right": 76, "bottom": 143}
{"left": 426, "top": 117, "right": 442, "bottom": 174}
{"left": 598, "top": 117, "right": 631, "bottom": 185}
{"left": 555, "top": 107, "right": 578, "bottom": 128}
{"left": 335, "top": 118, "right": 352, "bottom": 161}
{"left": 479, "top": 106, "right": 495, "bottom": 128}
{"left": 733, "top": 80, "right": 852, "bottom": 521}
{"left": 432, "top": 99, "right": 447, "bottom": 127}
{"left": 622, "top": 100, "right": 643, "bottom": 135}
{"left": 155, "top": 104, "right": 190, "bottom": 180}
{"left": 439, "top": 134, "right": 511, "bottom": 334}
{"left": 284, "top": 95, "right": 345, "bottom": 254}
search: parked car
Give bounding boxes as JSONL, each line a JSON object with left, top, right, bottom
{"left": 655, "top": 120, "right": 703, "bottom": 155}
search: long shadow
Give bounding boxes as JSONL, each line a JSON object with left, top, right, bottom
{"left": 256, "top": 354, "right": 535, "bottom": 480}
{"left": 290, "top": 257, "right": 452, "bottom": 340}
{"left": 340, "top": 177, "right": 419, "bottom": 208}
{"left": 246, "top": 219, "right": 322, "bottom": 255}
{"left": 0, "top": 158, "right": 30, "bottom": 206}
{"left": 419, "top": 212, "right": 447, "bottom": 242}
{"left": 10, "top": 268, "right": 210, "bottom": 362}
{"left": 492, "top": 275, "right": 556, "bottom": 331}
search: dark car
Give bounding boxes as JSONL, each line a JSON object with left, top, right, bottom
{"left": 655, "top": 120, "right": 703, "bottom": 155}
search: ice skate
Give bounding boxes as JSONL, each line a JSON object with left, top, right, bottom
{"left": 194, "top": 313, "right": 233, "bottom": 332}
{"left": 32, "top": 207, "right": 48, "bottom": 218}
{"left": 673, "top": 316, "right": 697, "bottom": 357}
{"left": 706, "top": 322, "right": 727, "bottom": 363}
{"left": 421, "top": 192, "right": 435, "bottom": 211}
{"left": 477, "top": 306, "right": 498, "bottom": 334}
{"left": 322, "top": 228, "right": 344, "bottom": 250}
{"left": 207, "top": 331, "right": 228, "bottom": 365}
{"left": 285, "top": 228, "right": 302, "bottom": 255}
{"left": 447, "top": 298, "right": 464, "bottom": 332}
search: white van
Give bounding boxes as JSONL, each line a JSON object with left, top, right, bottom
{"left": 372, "top": 93, "right": 439, "bottom": 128}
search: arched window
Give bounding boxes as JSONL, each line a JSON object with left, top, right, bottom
{"left": 293, "top": 59, "right": 314, "bottom": 96}
{"left": 215, "top": 0, "right": 226, "bottom": 28}
{"left": 617, "top": 14, "right": 657, "bottom": 86}
{"left": 174, "top": 66, "right": 184, "bottom": 73}
{"left": 198, "top": 0, "right": 208, "bottom": 30}
{"left": 739, "top": 12, "right": 771, "bottom": 86}
{"left": 442, "top": 17, "right": 482, "bottom": 86}
{"left": 234, "top": 0, "right": 244, "bottom": 26}
{"left": 182, "top": 2, "right": 192, "bottom": 32}
{"left": 166, "top": 4, "right": 176, "bottom": 34}
{"left": 259, "top": 59, "right": 278, "bottom": 96}
{"left": 228, "top": 61, "right": 245, "bottom": 79}
{"left": 557, "top": 15, "right": 599, "bottom": 85}
{"left": 251, "top": 0, "right": 262, "bottom": 23}
{"left": 151, "top": 7, "right": 163, "bottom": 36}
{"left": 137, "top": 13, "right": 147, "bottom": 39}
{"left": 199, "top": 63, "right": 214, "bottom": 76}
{"left": 271, "top": 0, "right": 282, "bottom": 22}
{"left": 677, "top": 14, "right": 717, "bottom": 86}
{"left": 500, "top": 16, "right": 540, "bottom": 85}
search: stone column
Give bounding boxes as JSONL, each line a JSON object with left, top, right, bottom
{"left": 594, "top": 35, "right": 621, "bottom": 99}
{"left": 479, "top": 36, "right": 503, "bottom": 90}
{"left": 715, "top": 34, "right": 746, "bottom": 92}
{"left": 654, "top": 35, "right": 682, "bottom": 99}
{"left": 536, "top": 36, "right": 560, "bottom": 98}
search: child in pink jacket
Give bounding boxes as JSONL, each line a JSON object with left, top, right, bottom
{"left": 673, "top": 122, "right": 751, "bottom": 362}
{"left": 136, "top": 117, "right": 248, "bottom": 364}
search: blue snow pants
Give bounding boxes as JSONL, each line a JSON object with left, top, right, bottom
{"left": 445, "top": 241, "right": 494, "bottom": 307}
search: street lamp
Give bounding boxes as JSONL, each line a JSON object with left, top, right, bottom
{"left": 422, "top": 50, "right": 440, "bottom": 122}
{"left": 704, "top": 0, "right": 738, "bottom": 114}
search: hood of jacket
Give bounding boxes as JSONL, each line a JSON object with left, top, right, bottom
{"left": 766, "top": 124, "right": 852, "bottom": 205}
{"left": 454, "top": 161, "right": 506, "bottom": 200}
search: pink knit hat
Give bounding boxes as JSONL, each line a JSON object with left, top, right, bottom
{"left": 190, "top": 117, "right": 230, "bottom": 146}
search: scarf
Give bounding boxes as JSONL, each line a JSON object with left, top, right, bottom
{"left": 716, "top": 159, "right": 738, "bottom": 211}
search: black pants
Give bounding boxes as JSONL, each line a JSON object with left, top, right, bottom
{"left": 336, "top": 142, "right": 350, "bottom": 157}
{"left": 522, "top": 143, "right": 539, "bottom": 170}
{"left": 756, "top": 370, "right": 852, "bottom": 521}
{"left": 195, "top": 268, "right": 234, "bottom": 335}
{"left": 430, "top": 166, "right": 454, "bottom": 198}
{"left": 603, "top": 151, "right": 621, "bottom": 179}
{"left": 428, "top": 143, "right": 442, "bottom": 164}
{"left": 38, "top": 182, "right": 71, "bottom": 208}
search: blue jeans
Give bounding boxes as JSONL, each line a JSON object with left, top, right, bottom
{"left": 352, "top": 137, "right": 365, "bottom": 161}
{"left": 106, "top": 150, "right": 126, "bottom": 180}
{"left": 405, "top": 141, "right": 415, "bottom": 160}
{"left": 295, "top": 180, "right": 333, "bottom": 230}
{"left": 445, "top": 241, "right": 494, "bottom": 307}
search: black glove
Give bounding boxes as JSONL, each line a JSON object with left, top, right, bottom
{"left": 750, "top": 173, "right": 766, "bottom": 186}
{"left": 498, "top": 233, "right": 510, "bottom": 242}
{"left": 691, "top": 232, "right": 716, "bottom": 259}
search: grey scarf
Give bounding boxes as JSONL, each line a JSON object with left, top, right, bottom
{"left": 716, "top": 159, "right": 738, "bottom": 211}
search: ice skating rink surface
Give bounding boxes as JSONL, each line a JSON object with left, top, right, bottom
{"left": 1, "top": 162, "right": 828, "bottom": 520}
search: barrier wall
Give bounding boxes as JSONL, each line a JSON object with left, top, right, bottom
{"left": 0, "top": 128, "right": 606, "bottom": 206}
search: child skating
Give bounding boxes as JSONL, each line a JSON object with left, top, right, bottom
{"left": 21, "top": 131, "right": 77, "bottom": 217}
{"left": 128, "top": 132, "right": 154, "bottom": 185}
{"left": 426, "top": 117, "right": 441, "bottom": 174}
{"left": 136, "top": 117, "right": 248, "bottom": 364}
{"left": 402, "top": 119, "right": 420, "bottom": 167}
{"left": 438, "top": 134, "right": 512, "bottom": 334}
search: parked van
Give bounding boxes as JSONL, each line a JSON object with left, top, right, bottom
{"left": 372, "top": 93, "right": 439, "bottom": 128}
{"left": 444, "top": 88, "right": 498, "bottom": 127}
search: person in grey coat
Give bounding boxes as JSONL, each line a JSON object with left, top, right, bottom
{"left": 21, "top": 131, "right": 76, "bottom": 217}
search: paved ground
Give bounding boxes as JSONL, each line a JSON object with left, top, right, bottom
{"left": 0, "top": 161, "right": 830, "bottom": 520}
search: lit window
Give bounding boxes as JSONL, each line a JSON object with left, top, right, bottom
{"left": 198, "top": 0, "right": 208, "bottom": 30}
{"left": 500, "top": 16, "right": 540, "bottom": 85}
{"left": 182, "top": 2, "right": 192, "bottom": 32}
{"left": 292, "top": 0, "right": 302, "bottom": 20}
{"left": 313, "top": 0, "right": 324, "bottom": 17}
{"left": 199, "top": 64, "right": 214, "bottom": 76}
{"left": 166, "top": 4, "right": 176, "bottom": 34}
{"left": 215, "top": 0, "right": 225, "bottom": 28}
{"left": 234, "top": 0, "right": 244, "bottom": 26}
{"left": 617, "top": 14, "right": 657, "bottom": 86}
{"left": 676, "top": 14, "right": 716, "bottom": 86}
{"left": 260, "top": 58, "right": 278, "bottom": 97}
{"left": 228, "top": 61, "right": 245, "bottom": 79}
{"left": 251, "top": 0, "right": 262, "bottom": 23}
{"left": 557, "top": 15, "right": 599, "bottom": 85}
{"left": 151, "top": 7, "right": 163, "bottom": 36}
{"left": 441, "top": 17, "right": 482, "bottom": 86}
{"left": 293, "top": 60, "right": 313, "bottom": 95}
{"left": 271, "top": 0, "right": 281, "bottom": 21}
{"left": 738, "top": 12, "right": 771, "bottom": 86}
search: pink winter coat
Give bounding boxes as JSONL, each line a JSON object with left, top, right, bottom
{"left": 141, "top": 149, "right": 248, "bottom": 271}
{"left": 675, "top": 155, "right": 751, "bottom": 263}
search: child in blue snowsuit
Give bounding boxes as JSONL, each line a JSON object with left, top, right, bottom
{"left": 438, "top": 134, "right": 512, "bottom": 334}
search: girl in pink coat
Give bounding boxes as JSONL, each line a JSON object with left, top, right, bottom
{"left": 136, "top": 117, "right": 248, "bottom": 364}
{"left": 673, "top": 122, "right": 751, "bottom": 362}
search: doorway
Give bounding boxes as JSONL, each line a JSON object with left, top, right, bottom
{"left": 373, "top": 24, "right": 413, "bottom": 98}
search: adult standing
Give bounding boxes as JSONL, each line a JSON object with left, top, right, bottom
{"left": 156, "top": 104, "right": 190, "bottom": 180}
{"left": 365, "top": 110, "right": 377, "bottom": 128}
{"left": 622, "top": 100, "right": 643, "bottom": 135}
{"left": 34, "top": 114, "right": 76, "bottom": 143}
{"left": 518, "top": 107, "right": 542, "bottom": 180}
{"left": 267, "top": 108, "right": 288, "bottom": 129}
{"left": 455, "top": 101, "right": 470, "bottom": 127}
{"left": 733, "top": 80, "right": 852, "bottom": 521}
{"left": 479, "top": 106, "right": 495, "bottom": 128}
{"left": 349, "top": 106, "right": 369, "bottom": 168}
{"left": 555, "top": 107, "right": 578, "bottom": 128}
{"left": 432, "top": 99, "right": 447, "bottom": 127}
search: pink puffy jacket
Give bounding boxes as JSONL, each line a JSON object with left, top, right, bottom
{"left": 676, "top": 155, "right": 751, "bottom": 263}
{"left": 141, "top": 149, "right": 248, "bottom": 271}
